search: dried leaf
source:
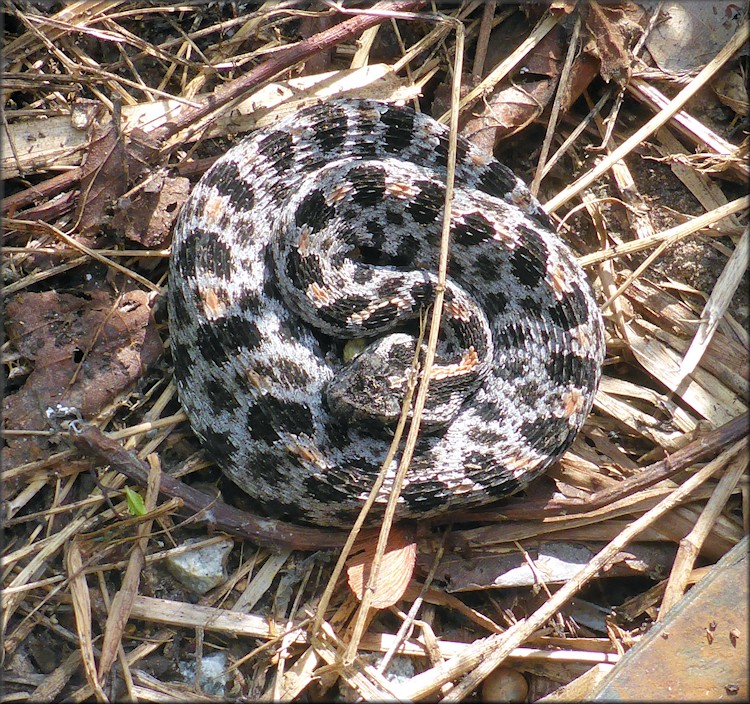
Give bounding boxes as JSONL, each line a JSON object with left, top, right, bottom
{"left": 66, "top": 541, "right": 107, "bottom": 701}
{"left": 3, "top": 288, "right": 162, "bottom": 468}
{"left": 346, "top": 524, "right": 416, "bottom": 608}
{"left": 645, "top": 1, "right": 748, "bottom": 73}
{"left": 461, "top": 20, "right": 566, "bottom": 149}
{"left": 76, "top": 121, "right": 127, "bottom": 236}
{"left": 111, "top": 174, "right": 190, "bottom": 247}
{"left": 460, "top": 19, "right": 598, "bottom": 150}
{"left": 713, "top": 66, "right": 750, "bottom": 116}
{"left": 583, "top": 1, "right": 645, "bottom": 85}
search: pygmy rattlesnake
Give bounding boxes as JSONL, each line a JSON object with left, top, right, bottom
{"left": 168, "top": 99, "right": 605, "bottom": 527}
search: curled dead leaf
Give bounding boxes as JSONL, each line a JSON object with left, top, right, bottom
{"left": 346, "top": 524, "right": 417, "bottom": 609}
{"left": 583, "top": 1, "right": 647, "bottom": 86}
{"left": 111, "top": 173, "right": 190, "bottom": 247}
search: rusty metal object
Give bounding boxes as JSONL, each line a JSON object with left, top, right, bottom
{"left": 590, "top": 536, "right": 748, "bottom": 701}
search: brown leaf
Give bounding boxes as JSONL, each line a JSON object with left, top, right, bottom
{"left": 111, "top": 174, "right": 190, "bottom": 247}
{"left": 583, "top": 1, "right": 647, "bottom": 86}
{"left": 3, "top": 288, "right": 162, "bottom": 468}
{"left": 463, "top": 80, "right": 557, "bottom": 152}
{"left": 560, "top": 52, "right": 602, "bottom": 112}
{"left": 76, "top": 121, "right": 127, "bottom": 236}
{"left": 346, "top": 524, "right": 417, "bottom": 609}
{"left": 461, "top": 22, "right": 569, "bottom": 149}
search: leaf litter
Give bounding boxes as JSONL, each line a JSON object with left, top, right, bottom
{"left": 2, "top": 1, "right": 747, "bottom": 701}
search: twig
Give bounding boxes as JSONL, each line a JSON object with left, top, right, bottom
{"left": 69, "top": 423, "right": 346, "bottom": 551}
{"left": 540, "top": 89, "right": 612, "bottom": 180}
{"left": 126, "top": 594, "right": 619, "bottom": 665}
{"left": 658, "top": 439, "right": 748, "bottom": 618}
{"left": 545, "top": 21, "right": 750, "bottom": 212}
{"left": 149, "top": 0, "right": 425, "bottom": 150}
{"left": 437, "top": 11, "right": 561, "bottom": 123}
{"left": 340, "top": 9, "right": 465, "bottom": 666}
{"left": 97, "top": 454, "right": 161, "bottom": 679}
{"left": 627, "top": 76, "right": 749, "bottom": 179}
{"left": 677, "top": 225, "right": 749, "bottom": 381}
{"left": 4, "top": 218, "right": 160, "bottom": 293}
{"left": 530, "top": 13, "right": 581, "bottom": 197}
{"left": 471, "top": 0, "right": 496, "bottom": 83}
{"left": 2, "top": 1, "right": 425, "bottom": 216}
{"left": 577, "top": 196, "right": 750, "bottom": 268}
{"left": 551, "top": 414, "right": 750, "bottom": 514}
{"left": 310, "top": 326, "right": 422, "bottom": 633}
{"left": 399, "top": 436, "right": 747, "bottom": 701}
{"left": 436, "top": 412, "right": 749, "bottom": 527}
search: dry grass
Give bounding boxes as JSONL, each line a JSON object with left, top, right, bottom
{"left": 2, "top": 2, "right": 748, "bottom": 701}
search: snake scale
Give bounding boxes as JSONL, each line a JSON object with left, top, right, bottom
{"left": 168, "top": 99, "right": 605, "bottom": 527}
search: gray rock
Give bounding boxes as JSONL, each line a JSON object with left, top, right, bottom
{"left": 165, "top": 537, "right": 233, "bottom": 595}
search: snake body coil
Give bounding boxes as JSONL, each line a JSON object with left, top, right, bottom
{"left": 168, "top": 100, "right": 605, "bottom": 526}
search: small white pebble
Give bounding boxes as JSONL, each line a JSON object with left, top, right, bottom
{"left": 166, "top": 537, "right": 233, "bottom": 594}
{"left": 178, "top": 652, "right": 229, "bottom": 696}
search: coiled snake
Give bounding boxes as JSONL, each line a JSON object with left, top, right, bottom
{"left": 168, "top": 99, "right": 605, "bottom": 527}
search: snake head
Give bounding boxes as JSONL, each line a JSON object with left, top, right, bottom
{"left": 325, "top": 332, "right": 475, "bottom": 433}
{"left": 325, "top": 333, "right": 416, "bottom": 429}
